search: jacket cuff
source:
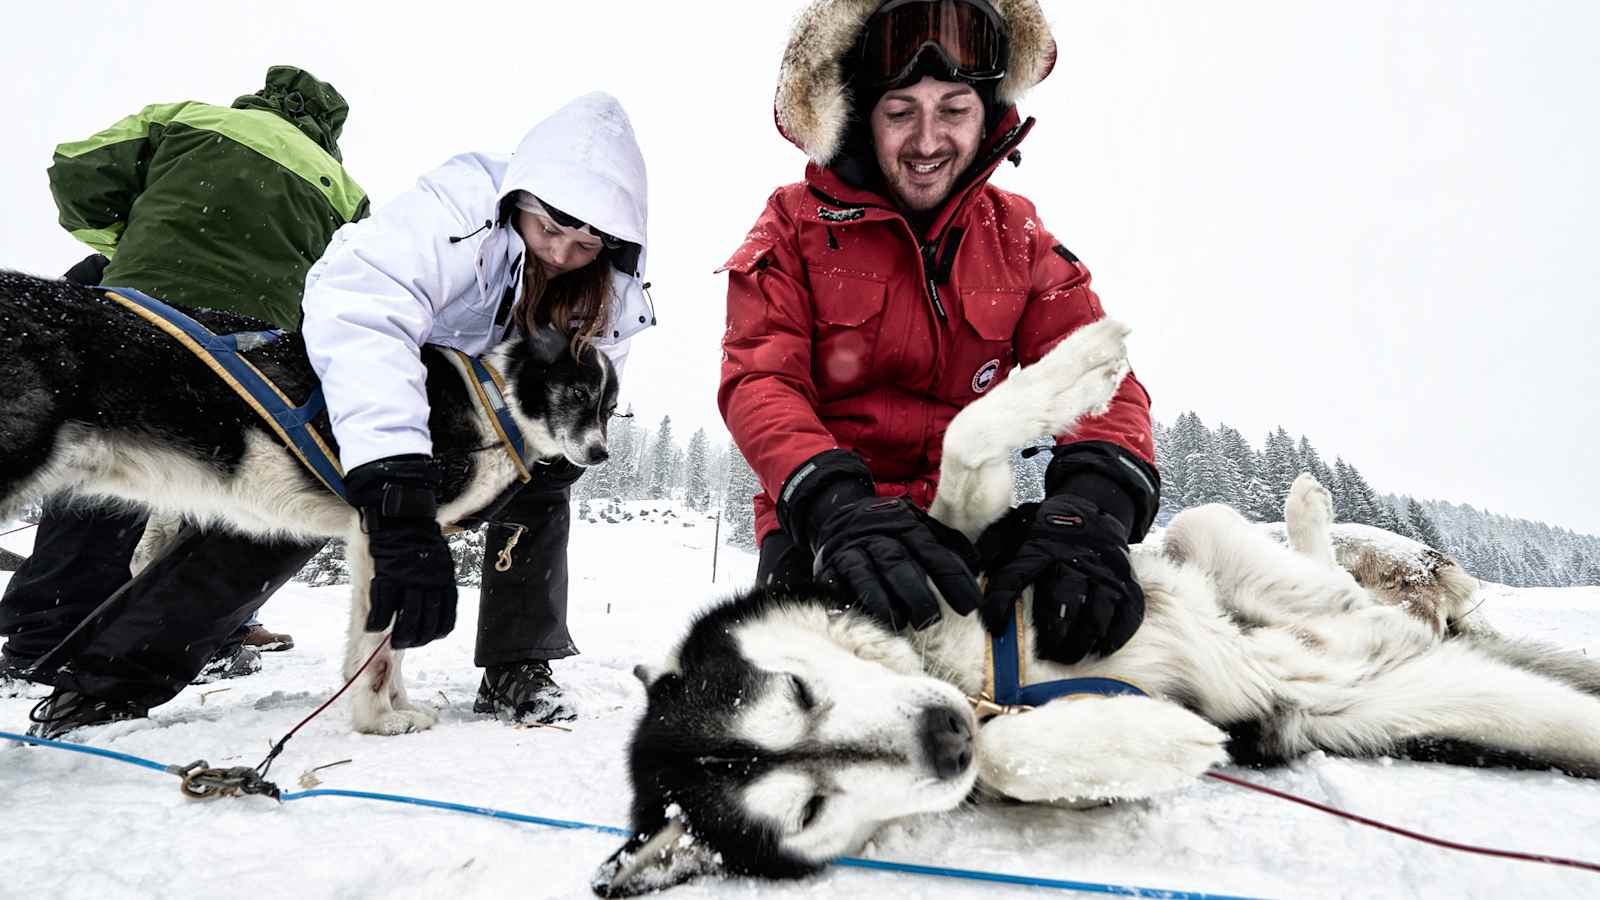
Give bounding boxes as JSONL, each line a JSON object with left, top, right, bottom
{"left": 776, "top": 449, "right": 875, "bottom": 547}
{"left": 1045, "top": 442, "right": 1161, "bottom": 542}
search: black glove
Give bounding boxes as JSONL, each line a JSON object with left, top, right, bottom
{"left": 978, "top": 494, "right": 1144, "bottom": 665}
{"left": 779, "top": 450, "right": 982, "bottom": 631}
{"left": 345, "top": 454, "right": 458, "bottom": 650}
{"left": 62, "top": 253, "right": 110, "bottom": 286}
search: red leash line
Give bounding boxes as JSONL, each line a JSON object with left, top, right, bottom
{"left": 1205, "top": 771, "right": 1600, "bottom": 874}
{"left": 255, "top": 635, "right": 392, "bottom": 779}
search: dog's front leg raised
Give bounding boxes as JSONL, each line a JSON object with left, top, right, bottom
{"left": 976, "top": 695, "right": 1227, "bottom": 806}
{"left": 344, "top": 534, "right": 437, "bottom": 735}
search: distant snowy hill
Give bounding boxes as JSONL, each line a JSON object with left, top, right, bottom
{"left": 4, "top": 507, "right": 1599, "bottom": 898}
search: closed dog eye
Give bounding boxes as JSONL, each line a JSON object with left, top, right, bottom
{"left": 789, "top": 674, "right": 816, "bottom": 711}
{"left": 798, "top": 794, "right": 826, "bottom": 830}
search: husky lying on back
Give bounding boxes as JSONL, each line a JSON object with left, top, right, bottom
{"left": 594, "top": 316, "right": 1600, "bottom": 896}
{"left": 0, "top": 271, "right": 618, "bottom": 734}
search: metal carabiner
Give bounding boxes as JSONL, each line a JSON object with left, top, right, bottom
{"left": 495, "top": 524, "right": 528, "bottom": 573}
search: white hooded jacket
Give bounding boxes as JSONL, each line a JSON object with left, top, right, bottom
{"left": 302, "top": 92, "right": 650, "bottom": 471}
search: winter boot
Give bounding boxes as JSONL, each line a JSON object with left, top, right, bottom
{"left": 1, "top": 647, "right": 47, "bottom": 697}
{"left": 192, "top": 643, "right": 263, "bottom": 684}
{"left": 474, "top": 660, "right": 578, "bottom": 724}
{"left": 27, "top": 688, "right": 147, "bottom": 739}
{"left": 242, "top": 623, "right": 295, "bottom": 652}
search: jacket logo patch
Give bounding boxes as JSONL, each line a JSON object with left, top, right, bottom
{"left": 817, "top": 206, "right": 865, "bottom": 223}
{"left": 972, "top": 359, "right": 1001, "bottom": 394}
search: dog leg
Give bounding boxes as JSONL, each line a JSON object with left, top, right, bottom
{"left": 1284, "top": 473, "right": 1337, "bottom": 568}
{"left": 1165, "top": 502, "right": 1370, "bottom": 627}
{"left": 344, "top": 535, "right": 436, "bottom": 735}
{"left": 1263, "top": 642, "right": 1600, "bottom": 777}
{"left": 933, "top": 317, "right": 1132, "bottom": 540}
{"left": 976, "top": 695, "right": 1228, "bottom": 805}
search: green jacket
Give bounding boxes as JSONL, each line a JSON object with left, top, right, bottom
{"left": 47, "top": 66, "right": 369, "bottom": 329}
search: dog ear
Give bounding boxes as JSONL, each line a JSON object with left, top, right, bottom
{"left": 525, "top": 325, "right": 567, "bottom": 365}
{"left": 591, "top": 817, "right": 724, "bottom": 897}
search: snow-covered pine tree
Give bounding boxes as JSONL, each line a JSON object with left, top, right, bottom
{"left": 647, "top": 415, "right": 675, "bottom": 499}
{"left": 1259, "top": 427, "right": 1299, "bottom": 517}
{"left": 1406, "top": 498, "right": 1444, "bottom": 549}
{"left": 685, "top": 428, "right": 712, "bottom": 511}
{"left": 723, "top": 447, "right": 760, "bottom": 550}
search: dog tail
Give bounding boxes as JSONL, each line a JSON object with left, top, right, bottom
{"left": 930, "top": 317, "right": 1132, "bottom": 541}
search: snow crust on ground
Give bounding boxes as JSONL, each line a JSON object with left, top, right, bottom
{"left": 3, "top": 505, "right": 1599, "bottom": 899}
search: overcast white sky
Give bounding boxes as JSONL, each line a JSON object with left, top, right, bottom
{"left": 4, "top": 1, "right": 1596, "bottom": 533}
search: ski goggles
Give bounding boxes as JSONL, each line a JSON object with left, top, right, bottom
{"left": 857, "top": 0, "right": 1008, "bottom": 89}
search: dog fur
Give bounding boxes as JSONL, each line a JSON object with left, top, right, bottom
{"left": 775, "top": 0, "right": 1055, "bottom": 164}
{"left": 0, "top": 271, "right": 617, "bottom": 734}
{"left": 594, "top": 317, "right": 1600, "bottom": 896}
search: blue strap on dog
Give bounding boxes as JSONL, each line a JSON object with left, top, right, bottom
{"left": 453, "top": 350, "right": 533, "bottom": 485}
{"left": 984, "top": 604, "right": 1146, "bottom": 713}
{"left": 98, "top": 286, "right": 349, "bottom": 499}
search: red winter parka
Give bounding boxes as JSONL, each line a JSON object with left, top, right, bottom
{"left": 719, "top": 1, "right": 1154, "bottom": 545}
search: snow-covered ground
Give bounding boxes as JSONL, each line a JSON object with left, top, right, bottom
{"left": 3, "top": 508, "right": 1599, "bottom": 899}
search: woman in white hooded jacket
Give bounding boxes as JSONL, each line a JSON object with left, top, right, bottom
{"left": 301, "top": 92, "right": 651, "bottom": 724}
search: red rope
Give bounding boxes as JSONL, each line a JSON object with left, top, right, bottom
{"left": 255, "top": 635, "right": 392, "bottom": 778}
{"left": 1205, "top": 771, "right": 1600, "bottom": 874}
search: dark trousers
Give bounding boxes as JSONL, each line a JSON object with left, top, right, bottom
{"left": 475, "top": 464, "right": 584, "bottom": 668}
{"left": 0, "top": 497, "right": 148, "bottom": 662}
{"left": 0, "top": 498, "right": 321, "bottom": 706}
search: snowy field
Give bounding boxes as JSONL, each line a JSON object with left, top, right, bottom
{"left": 3, "top": 508, "right": 1600, "bottom": 899}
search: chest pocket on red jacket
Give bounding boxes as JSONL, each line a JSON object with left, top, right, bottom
{"left": 808, "top": 266, "right": 887, "bottom": 393}
{"left": 948, "top": 288, "right": 1026, "bottom": 399}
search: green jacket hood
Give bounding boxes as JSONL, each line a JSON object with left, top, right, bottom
{"left": 232, "top": 65, "right": 350, "bottom": 160}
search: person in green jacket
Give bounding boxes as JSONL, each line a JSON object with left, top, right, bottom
{"left": 2, "top": 68, "right": 370, "bottom": 735}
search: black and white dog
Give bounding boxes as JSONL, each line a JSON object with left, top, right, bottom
{"left": 593, "top": 316, "right": 1600, "bottom": 896}
{"left": 0, "top": 271, "right": 618, "bottom": 734}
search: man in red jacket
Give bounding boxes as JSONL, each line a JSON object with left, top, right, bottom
{"left": 719, "top": 0, "right": 1161, "bottom": 664}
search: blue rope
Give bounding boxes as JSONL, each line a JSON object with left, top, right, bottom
{"left": 1, "top": 730, "right": 1264, "bottom": 899}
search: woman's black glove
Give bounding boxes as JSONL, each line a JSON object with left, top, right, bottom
{"left": 978, "top": 495, "right": 1144, "bottom": 664}
{"left": 345, "top": 455, "right": 458, "bottom": 650}
{"left": 779, "top": 450, "right": 981, "bottom": 631}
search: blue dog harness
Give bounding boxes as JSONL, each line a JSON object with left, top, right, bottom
{"left": 98, "top": 286, "right": 532, "bottom": 501}
{"left": 973, "top": 604, "right": 1147, "bottom": 720}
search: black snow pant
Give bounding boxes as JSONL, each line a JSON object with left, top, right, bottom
{"left": 475, "top": 462, "right": 585, "bottom": 668}
{"left": 1, "top": 497, "right": 321, "bottom": 706}
{"left": 0, "top": 497, "right": 149, "bottom": 664}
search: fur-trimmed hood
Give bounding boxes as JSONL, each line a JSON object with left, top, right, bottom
{"left": 775, "top": 0, "right": 1055, "bottom": 165}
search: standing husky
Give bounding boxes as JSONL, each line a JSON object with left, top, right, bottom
{"left": 0, "top": 271, "right": 617, "bottom": 734}
{"left": 594, "top": 316, "right": 1600, "bottom": 896}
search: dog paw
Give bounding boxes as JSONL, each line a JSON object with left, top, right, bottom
{"left": 1286, "top": 473, "right": 1334, "bottom": 527}
{"left": 977, "top": 696, "right": 1226, "bottom": 804}
{"left": 354, "top": 708, "right": 437, "bottom": 736}
{"left": 1037, "top": 318, "right": 1132, "bottom": 424}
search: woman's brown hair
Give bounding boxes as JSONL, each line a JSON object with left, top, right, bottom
{"left": 514, "top": 249, "right": 612, "bottom": 355}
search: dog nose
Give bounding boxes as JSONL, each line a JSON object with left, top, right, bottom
{"left": 586, "top": 445, "right": 609, "bottom": 464}
{"left": 919, "top": 706, "right": 973, "bottom": 779}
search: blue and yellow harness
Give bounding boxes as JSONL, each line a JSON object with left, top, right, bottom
{"left": 99, "top": 286, "right": 533, "bottom": 501}
{"left": 971, "top": 603, "right": 1148, "bottom": 720}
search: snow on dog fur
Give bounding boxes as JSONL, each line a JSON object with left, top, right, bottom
{"left": 594, "top": 317, "right": 1600, "bottom": 896}
{"left": 0, "top": 271, "right": 618, "bottom": 735}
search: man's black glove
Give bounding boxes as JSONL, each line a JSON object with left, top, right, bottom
{"left": 345, "top": 454, "right": 458, "bottom": 650}
{"left": 978, "top": 496, "right": 1143, "bottom": 663}
{"left": 62, "top": 253, "right": 110, "bottom": 286}
{"left": 779, "top": 450, "right": 982, "bottom": 631}
{"left": 978, "top": 442, "right": 1160, "bottom": 664}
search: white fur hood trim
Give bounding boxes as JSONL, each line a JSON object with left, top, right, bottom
{"left": 775, "top": 0, "right": 1055, "bottom": 165}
